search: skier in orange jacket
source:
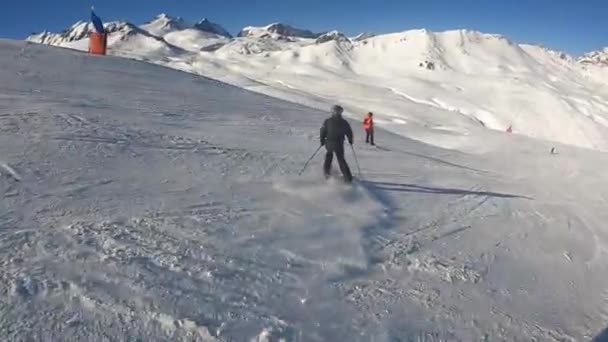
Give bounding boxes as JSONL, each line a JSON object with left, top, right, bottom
{"left": 363, "top": 112, "right": 375, "bottom": 145}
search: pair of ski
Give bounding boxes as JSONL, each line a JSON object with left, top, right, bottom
{"left": 299, "top": 144, "right": 363, "bottom": 182}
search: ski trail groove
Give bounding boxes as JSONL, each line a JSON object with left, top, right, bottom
{"left": 0, "top": 162, "right": 21, "bottom": 182}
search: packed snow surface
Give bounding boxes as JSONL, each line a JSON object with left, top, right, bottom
{"left": 4, "top": 37, "right": 608, "bottom": 341}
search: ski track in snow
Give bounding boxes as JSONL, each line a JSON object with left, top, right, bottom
{"left": 0, "top": 161, "right": 21, "bottom": 182}
{"left": 2, "top": 39, "right": 608, "bottom": 341}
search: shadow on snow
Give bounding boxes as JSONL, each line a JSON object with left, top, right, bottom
{"left": 374, "top": 145, "right": 490, "bottom": 175}
{"left": 361, "top": 180, "right": 533, "bottom": 200}
{"left": 329, "top": 178, "right": 531, "bottom": 282}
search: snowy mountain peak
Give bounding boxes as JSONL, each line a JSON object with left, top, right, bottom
{"left": 315, "top": 31, "right": 350, "bottom": 44}
{"left": 154, "top": 13, "right": 173, "bottom": 20}
{"left": 26, "top": 18, "right": 184, "bottom": 58}
{"left": 578, "top": 47, "right": 608, "bottom": 67}
{"left": 141, "top": 13, "right": 189, "bottom": 36}
{"left": 140, "top": 14, "right": 232, "bottom": 39}
{"left": 27, "top": 20, "right": 140, "bottom": 46}
{"left": 237, "top": 22, "right": 318, "bottom": 39}
{"left": 145, "top": 13, "right": 185, "bottom": 27}
{"left": 194, "top": 18, "right": 233, "bottom": 38}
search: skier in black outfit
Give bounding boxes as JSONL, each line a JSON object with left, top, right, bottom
{"left": 320, "top": 105, "right": 354, "bottom": 183}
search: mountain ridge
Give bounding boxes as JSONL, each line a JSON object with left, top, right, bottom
{"left": 26, "top": 13, "right": 605, "bottom": 60}
{"left": 23, "top": 13, "right": 608, "bottom": 151}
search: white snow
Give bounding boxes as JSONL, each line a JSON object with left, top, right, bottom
{"left": 194, "top": 18, "right": 233, "bottom": 38}
{"left": 163, "top": 29, "right": 229, "bottom": 52}
{"left": 27, "top": 17, "right": 608, "bottom": 151}
{"left": 140, "top": 14, "right": 232, "bottom": 52}
{"left": 352, "top": 32, "right": 376, "bottom": 41}
{"left": 237, "top": 23, "right": 319, "bottom": 39}
{"left": 579, "top": 47, "right": 608, "bottom": 66}
{"left": 8, "top": 13, "right": 608, "bottom": 341}
{"left": 315, "top": 30, "right": 350, "bottom": 44}
{"left": 140, "top": 13, "right": 190, "bottom": 36}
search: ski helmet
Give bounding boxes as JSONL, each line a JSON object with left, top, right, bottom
{"left": 331, "top": 105, "right": 344, "bottom": 115}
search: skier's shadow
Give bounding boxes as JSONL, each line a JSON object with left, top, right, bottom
{"left": 373, "top": 145, "right": 490, "bottom": 174}
{"left": 361, "top": 180, "right": 533, "bottom": 200}
{"left": 331, "top": 180, "right": 531, "bottom": 283}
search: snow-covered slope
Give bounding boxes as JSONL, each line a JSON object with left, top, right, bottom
{"left": 4, "top": 38, "right": 608, "bottom": 341}
{"left": 237, "top": 22, "right": 319, "bottom": 39}
{"left": 352, "top": 32, "right": 376, "bottom": 41}
{"left": 579, "top": 47, "right": 608, "bottom": 66}
{"left": 194, "top": 18, "right": 233, "bottom": 38}
{"left": 167, "top": 29, "right": 608, "bottom": 151}
{"left": 26, "top": 17, "right": 608, "bottom": 152}
{"left": 163, "top": 28, "right": 229, "bottom": 53}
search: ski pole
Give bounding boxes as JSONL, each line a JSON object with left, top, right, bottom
{"left": 298, "top": 145, "right": 323, "bottom": 176}
{"left": 350, "top": 144, "right": 362, "bottom": 178}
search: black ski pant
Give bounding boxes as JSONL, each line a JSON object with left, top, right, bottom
{"left": 323, "top": 144, "right": 353, "bottom": 182}
{"left": 365, "top": 129, "right": 374, "bottom": 145}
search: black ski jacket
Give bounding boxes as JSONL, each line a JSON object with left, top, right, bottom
{"left": 320, "top": 114, "right": 354, "bottom": 148}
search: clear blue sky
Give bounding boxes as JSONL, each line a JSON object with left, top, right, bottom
{"left": 1, "top": 0, "right": 606, "bottom": 55}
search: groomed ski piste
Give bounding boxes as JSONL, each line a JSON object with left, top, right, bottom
{"left": 3, "top": 25, "right": 608, "bottom": 342}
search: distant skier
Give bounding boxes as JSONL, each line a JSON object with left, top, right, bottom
{"left": 320, "top": 105, "right": 354, "bottom": 183}
{"left": 363, "top": 112, "right": 375, "bottom": 145}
